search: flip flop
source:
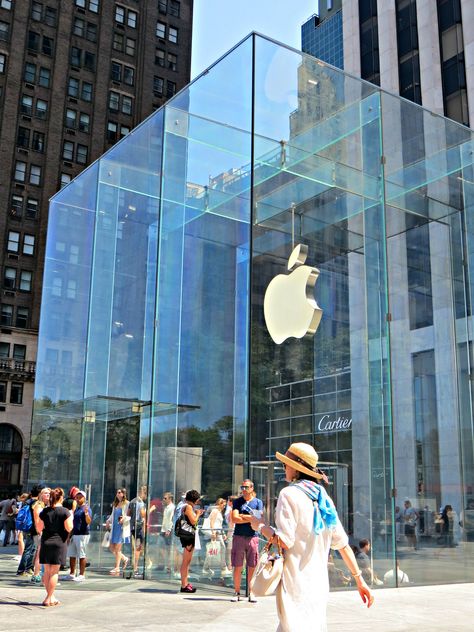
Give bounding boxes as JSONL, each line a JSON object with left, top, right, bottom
{"left": 50, "top": 601, "right": 61, "bottom": 607}
{"left": 109, "top": 568, "right": 120, "bottom": 575}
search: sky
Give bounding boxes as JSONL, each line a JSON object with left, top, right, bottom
{"left": 191, "top": 0, "right": 317, "bottom": 79}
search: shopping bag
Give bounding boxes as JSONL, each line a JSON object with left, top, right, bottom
{"left": 205, "top": 540, "right": 222, "bottom": 568}
{"left": 194, "top": 527, "right": 201, "bottom": 551}
{"left": 101, "top": 530, "right": 111, "bottom": 548}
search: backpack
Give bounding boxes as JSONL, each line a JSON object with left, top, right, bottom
{"left": 15, "top": 501, "right": 33, "bottom": 532}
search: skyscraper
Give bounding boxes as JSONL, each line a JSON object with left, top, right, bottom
{"left": 302, "top": 0, "right": 473, "bottom": 127}
{"left": 0, "top": 0, "right": 193, "bottom": 494}
{"left": 302, "top": 0, "right": 343, "bottom": 69}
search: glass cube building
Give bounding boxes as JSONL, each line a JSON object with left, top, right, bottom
{"left": 30, "top": 33, "right": 474, "bottom": 588}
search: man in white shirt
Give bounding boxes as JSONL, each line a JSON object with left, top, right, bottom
{"left": 160, "top": 492, "right": 175, "bottom": 571}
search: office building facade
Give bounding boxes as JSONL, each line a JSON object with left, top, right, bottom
{"left": 29, "top": 33, "right": 474, "bottom": 589}
{"left": 302, "top": 0, "right": 343, "bottom": 69}
{"left": 0, "top": 0, "right": 193, "bottom": 495}
{"left": 303, "top": 0, "right": 474, "bottom": 128}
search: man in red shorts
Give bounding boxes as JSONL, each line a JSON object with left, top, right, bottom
{"left": 231, "top": 479, "right": 263, "bottom": 603}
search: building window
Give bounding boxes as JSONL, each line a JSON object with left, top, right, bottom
{"left": 14, "top": 162, "right": 26, "bottom": 183}
{"left": 109, "top": 90, "right": 119, "bottom": 111}
{"left": 52, "top": 276, "right": 62, "bottom": 297}
{"left": 84, "top": 51, "right": 95, "bottom": 71}
{"left": 158, "top": 0, "right": 167, "bottom": 14}
{"left": 170, "top": 0, "right": 180, "bottom": 17}
{"left": 31, "top": 1, "right": 42, "bottom": 20}
{"left": 107, "top": 120, "right": 118, "bottom": 142}
{"left": 123, "top": 66, "right": 134, "bottom": 86}
{"left": 26, "top": 198, "right": 39, "bottom": 219}
{"left": 168, "top": 27, "right": 178, "bottom": 44}
{"left": 71, "top": 46, "right": 81, "bottom": 67}
{"left": 63, "top": 140, "right": 74, "bottom": 160}
{"left": 68, "top": 76, "right": 79, "bottom": 97}
{"left": 29, "top": 165, "right": 41, "bottom": 186}
{"left": 120, "top": 125, "right": 129, "bottom": 138}
{"left": 155, "top": 48, "right": 165, "bottom": 66}
{"left": 67, "top": 279, "right": 77, "bottom": 299}
{"left": 76, "top": 144, "right": 88, "bottom": 164}
{"left": 65, "top": 108, "right": 77, "bottom": 128}
{"left": 0, "top": 52, "right": 6, "bottom": 74}
{"left": 73, "top": 18, "right": 97, "bottom": 42}
{"left": 166, "top": 80, "right": 176, "bottom": 97}
{"left": 153, "top": 75, "right": 163, "bottom": 96}
{"left": 125, "top": 37, "right": 135, "bottom": 55}
{"left": 28, "top": 30, "right": 41, "bottom": 52}
{"left": 0, "top": 21, "right": 10, "bottom": 42}
{"left": 24, "top": 63, "right": 36, "bottom": 83}
{"left": 4, "top": 267, "right": 16, "bottom": 289}
{"left": 13, "top": 345, "right": 26, "bottom": 360}
{"left": 113, "top": 32, "right": 123, "bottom": 50}
{"left": 32, "top": 131, "right": 45, "bottom": 153}
{"left": 0, "top": 382, "right": 5, "bottom": 403}
{"left": 0, "top": 0, "right": 12, "bottom": 9}
{"left": 11, "top": 195, "right": 23, "bottom": 218}
{"left": 111, "top": 62, "right": 121, "bottom": 81}
{"left": 115, "top": 5, "right": 125, "bottom": 24}
{"left": 127, "top": 10, "right": 137, "bottom": 27}
{"left": 10, "top": 382, "right": 23, "bottom": 404}
{"left": 76, "top": 0, "right": 99, "bottom": 12}
{"left": 60, "top": 173, "right": 71, "bottom": 188}
{"left": 1, "top": 305, "right": 13, "bottom": 326}
{"left": 45, "top": 7, "right": 57, "bottom": 26}
{"left": 122, "top": 95, "right": 132, "bottom": 115}
{"left": 38, "top": 67, "right": 51, "bottom": 88}
{"left": 156, "top": 21, "right": 166, "bottom": 39}
{"left": 7, "top": 231, "right": 20, "bottom": 252}
{"left": 167, "top": 52, "right": 177, "bottom": 71}
{"left": 81, "top": 81, "right": 92, "bottom": 101}
{"left": 23, "top": 234, "right": 35, "bottom": 255}
{"left": 19, "top": 270, "right": 32, "bottom": 292}
{"left": 79, "top": 112, "right": 90, "bottom": 132}
{"left": 35, "top": 99, "right": 48, "bottom": 119}
{"left": 16, "top": 307, "right": 29, "bottom": 329}
{"left": 0, "top": 343, "right": 9, "bottom": 358}
{"left": 42, "top": 36, "right": 54, "bottom": 56}
{"left": 17, "top": 127, "right": 30, "bottom": 149}
{"left": 20, "top": 95, "right": 33, "bottom": 115}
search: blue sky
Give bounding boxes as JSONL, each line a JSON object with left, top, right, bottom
{"left": 191, "top": 0, "right": 317, "bottom": 78}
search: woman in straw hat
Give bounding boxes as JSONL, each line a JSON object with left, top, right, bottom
{"left": 250, "top": 442, "right": 373, "bottom": 632}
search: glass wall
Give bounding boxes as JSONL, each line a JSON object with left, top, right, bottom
{"left": 30, "top": 33, "right": 474, "bottom": 590}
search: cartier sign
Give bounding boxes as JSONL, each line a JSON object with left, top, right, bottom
{"left": 316, "top": 414, "right": 352, "bottom": 432}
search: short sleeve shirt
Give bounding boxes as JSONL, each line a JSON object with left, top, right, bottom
{"left": 72, "top": 505, "right": 91, "bottom": 535}
{"left": 232, "top": 496, "right": 263, "bottom": 537}
{"left": 129, "top": 498, "right": 145, "bottom": 530}
{"left": 39, "top": 506, "right": 70, "bottom": 544}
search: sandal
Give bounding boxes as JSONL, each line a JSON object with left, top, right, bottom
{"left": 109, "top": 568, "right": 120, "bottom": 575}
{"left": 50, "top": 601, "right": 61, "bottom": 607}
{"left": 122, "top": 557, "right": 129, "bottom": 569}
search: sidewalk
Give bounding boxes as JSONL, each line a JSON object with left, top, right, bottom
{"left": 1, "top": 548, "right": 472, "bottom": 631}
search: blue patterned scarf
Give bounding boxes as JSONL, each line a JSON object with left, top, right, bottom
{"left": 291, "top": 479, "right": 338, "bottom": 534}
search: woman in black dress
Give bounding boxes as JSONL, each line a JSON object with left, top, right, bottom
{"left": 37, "top": 487, "right": 73, "bottom": 606}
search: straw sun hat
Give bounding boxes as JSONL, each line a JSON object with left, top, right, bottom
{"left": 275, "top": 442, "right": 323, "bottom": 480}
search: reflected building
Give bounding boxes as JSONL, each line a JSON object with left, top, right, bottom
{"left": 30, "top": 33, "right": 474, "bottom": 588}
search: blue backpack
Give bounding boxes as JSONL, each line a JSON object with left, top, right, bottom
{"left": 15, "top": 501, "right": 33, "bottom": 532}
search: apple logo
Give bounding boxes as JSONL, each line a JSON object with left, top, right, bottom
{"left": 263, "top": 244, "right": 323, "bottom": 345}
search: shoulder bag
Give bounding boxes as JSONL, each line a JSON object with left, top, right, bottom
{"left": 250, "top": 539, "right": 284, "bottom": 597}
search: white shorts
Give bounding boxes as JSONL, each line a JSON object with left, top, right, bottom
{"left": 67, "top": 534, "right": 90, "bottom": 559}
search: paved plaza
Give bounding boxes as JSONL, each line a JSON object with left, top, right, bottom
{"left": 1, "top": 547, "right": 472, "bottom": 631}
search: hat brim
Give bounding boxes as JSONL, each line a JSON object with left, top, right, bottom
{"left": 275, "top": 451, "right": 323, "bottom": 480}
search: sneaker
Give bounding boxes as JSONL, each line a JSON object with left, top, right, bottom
{"left": 61, "top": 574, "right": 75, "bottom": 581}
{"left": 173, "top": 572, "right": 181, "bottom": 579}
{"left": 202, "top": 568, "right": 214, "bottom": 577}
{"left": 180, "top": 584, "right": 197, "bottom": 593}
{"left": 73, "top": 575, "right": 85, "bottom": 582}
{"left": 221, "top": 569, "right": 232, "bottom": 577}
{"left": 30, "top": 575, "right": 42, "bottom": 583}
{"left": 248, "top": 595, "right": 257, "bottom": 603}
{"left": 231, "top": 592, "right": 241, "bottom": 602}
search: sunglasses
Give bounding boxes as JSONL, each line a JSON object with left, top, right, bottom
{"left": 240, "top": 485, "right": 251, "bottom": 490}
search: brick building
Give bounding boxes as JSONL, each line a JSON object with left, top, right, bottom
{"left": 0, "top": 0, "right": 193, "bottom": 494}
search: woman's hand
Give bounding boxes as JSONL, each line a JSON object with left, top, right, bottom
{"left": 356, "top": 577, "right": 374, "bottom": 608}
{"left": 249, "top": 516, "right": 262, "bottom": 531}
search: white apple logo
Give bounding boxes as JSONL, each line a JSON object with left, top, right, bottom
{"left": 263, "top": 244, "right": 323, "bottom": 345}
